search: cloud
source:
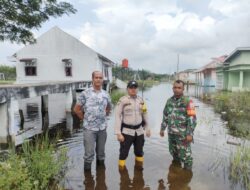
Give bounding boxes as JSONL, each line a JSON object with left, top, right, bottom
{"left": 209, "top": 0, "right": 250, "bottom": 17}
{"left": 78, "top": 0, "right": 224, "bottom": 73}
{"left": 1, "top": 0, "right": 250, "bottom": 74}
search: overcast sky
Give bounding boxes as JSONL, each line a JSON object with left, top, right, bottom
{"left": 0, "top": 0, "right": 249, "bottom": 74}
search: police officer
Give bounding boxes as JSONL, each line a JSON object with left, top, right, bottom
{"left": 160, "top": 80, "right": 197, "bottom": 170}
{"left": 114, "top": 80, "right": 151, "bottom": 169}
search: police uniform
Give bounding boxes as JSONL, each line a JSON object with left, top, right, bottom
{"left": 161, "top": 95, "right": 197, "bottom": 169}
{"left": 114, "top": 81, "right": 149, "bottom": 167}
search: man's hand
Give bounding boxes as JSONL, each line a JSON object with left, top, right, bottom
{"left": 106, "top": 106, "right": 111, "bottom": 116}
{"left": 186, "top": 135, "right": 193, "bottom": 142}
{"left": 117, "top": 134, "right": 125, "bottom": 142}
{"left": 146, "top": 129, "right": 151, "bottom": 137}
{"left": 73, "top": 104, "right": 84, "bottom": 120}
{"left": 160, "top": 130, "right": 164, "bottom": 137}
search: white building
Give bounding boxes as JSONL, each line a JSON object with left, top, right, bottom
{"left": 13, "top": 26, "right": 114, "bottom": 87}
{"left": 176, "top": 69, "right": 196, "bottom": 84}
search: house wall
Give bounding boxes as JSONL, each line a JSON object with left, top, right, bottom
{"left": 228, "top": 72, "right": 239, "bottom": 91}
{"left": 216, "top": 71, "right": 223, "bottom": 90}
{"left": 223, "top": 72, "right": 229, "bottom": 90}
{"left": 203, "top": 69, "right": 216, "bottom": 86}
{"left": 15, "top": 27, "right": 112, "bottom": 84}
{"left": 243, "top": 71, "right": 250, "bottom": 88}
{"left": 229, "top": 51, "right": 250, "bottom": 66}
{"left": 188, "top": 73, "right": 196, "bottom": 83}
{"left": 195, "top": 72, "right": 204, "bottom": 86}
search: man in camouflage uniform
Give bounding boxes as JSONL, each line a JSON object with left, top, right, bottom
{"left": 160, "top": 80, "right": 197, "bottom": 170}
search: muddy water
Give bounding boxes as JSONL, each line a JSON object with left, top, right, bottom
{"left": 54, "top": 83, "right": 244, "bottom": 190}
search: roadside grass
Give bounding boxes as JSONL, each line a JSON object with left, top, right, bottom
{"left": 0, "top": 133, "right": 67, "bottom": 190}
{"left": 230, "top": 145, "right": 250, "bottom": 190}
{"left": 213, "top": 91, "right": 250, "bottom": 139}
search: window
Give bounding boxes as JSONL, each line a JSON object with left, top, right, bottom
{"left": 20, "top": 58, "right": 37, "bottom": 76}
{"left": 102, "top": 64, "right": 109, "bottom": 78}
{"left": 25, "top": 66, "right": 37, "bottom": 76}
{"left": 62, "top": 59, "right": 72, "bottom": 77}
{"left": 65, "top": 67, "right": 72, "bottom": 76}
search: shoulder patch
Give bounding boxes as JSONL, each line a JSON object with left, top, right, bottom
{"left": 137, "top": 96, "right": 144, "bottom": 103}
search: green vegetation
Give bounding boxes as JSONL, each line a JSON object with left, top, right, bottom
{"left": 137, "top": 80, "right": 159, "bottom": 89}
{"left": 111, "top": 90, "right": 126, "bottom": 105}
{"left": 0, "top": 65, "right": 16, "bottom": 81}
{"left": 112, "top": 65, "right": 172, "bottom": 82}
{"left": 0, "top": 0, "right": 76, "bottom": 44}
{"left": 230, "top": 146, "right": 250, "bottom": 190}
{"left": 0, "top": 80, "right": 15, "bottom": 85}
{"left": 0, "top": 134, "right": 67, "bottom": 190}
{"left": 213, "top": 91, "right": 250, "bottom": 139}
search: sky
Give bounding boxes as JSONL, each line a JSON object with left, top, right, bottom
{"left": 0, "top": 0, "right": 250, "bottom": 74}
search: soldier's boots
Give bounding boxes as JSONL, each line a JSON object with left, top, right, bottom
{"left": 172, "top": 159, "right": 182, "bottom": 167}
{"left": 184, "top": 163, "right": 192, "bottom": 171}
{"left": 172, "top": 155, "right": 182, "bottom": 167}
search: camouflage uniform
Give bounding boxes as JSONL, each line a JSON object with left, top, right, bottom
{"left": 161, "top": 95, "right": 197, "bottom": 168}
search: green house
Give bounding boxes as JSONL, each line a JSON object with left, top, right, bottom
{"left": 216, "top": 47, "right": 250, "bottom": 91}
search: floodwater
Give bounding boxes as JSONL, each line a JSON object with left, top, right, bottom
{"left": 8, "top": 83, "right": 247, "bottom": 190}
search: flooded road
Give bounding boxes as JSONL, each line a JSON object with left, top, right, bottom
{"left": 55, "top": 83, "right": 244, "bottom": 190}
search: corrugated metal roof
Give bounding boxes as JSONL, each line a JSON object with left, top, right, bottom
{"left": 195, "top": 55, "right": 227, "bottom": 73}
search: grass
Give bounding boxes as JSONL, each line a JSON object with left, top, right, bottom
{"left": 110, "top": 90, "right": 126, "bottom": 105}
{"left": 137, "top": 80, "right": 159, "bottom": 89}
{"left": 212, "top": 91, "right": 250, "bottom": 139}
{"left": 0, "top": 133, "right": 67, "bottom": 190}
{"left": 0, "top": 80, "right": 15, "bottom": 85}
{"left": 230, "top": 146, "right": 250, "bottom": 190}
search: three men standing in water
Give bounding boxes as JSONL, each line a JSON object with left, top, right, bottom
{"left": 75, "top": 73, "right": 196, "bottom": 172}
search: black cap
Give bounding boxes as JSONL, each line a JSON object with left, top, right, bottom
{"left": 127, "top": 80, "right": 138, "bottom": 88}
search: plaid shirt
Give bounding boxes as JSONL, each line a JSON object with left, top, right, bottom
{"left": 77, "top": 87, "right": 112, "bottom": 131}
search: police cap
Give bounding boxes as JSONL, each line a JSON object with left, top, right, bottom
{"left": 127, "top": 80, "right": 138, "bottom": 88}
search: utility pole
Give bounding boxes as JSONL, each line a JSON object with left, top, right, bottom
{"left": 176, "top": 53, "right": 179, "bottom": 79}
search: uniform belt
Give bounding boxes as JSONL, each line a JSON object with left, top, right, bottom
{"left": 122, "top": 123, "right": 142, "bottom": 129}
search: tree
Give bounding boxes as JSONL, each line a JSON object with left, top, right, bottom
{"left": 0, "top": 65, "right": 16, "bottom": 80}
{"left": 0, "top": 0, "right": 77, "bottom": 44}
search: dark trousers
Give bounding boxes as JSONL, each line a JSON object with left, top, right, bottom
{"left": 119, "top": 133, "right": 145, "bottom": 160}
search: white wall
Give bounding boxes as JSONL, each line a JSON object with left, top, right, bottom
{"left": 15, "top": 27, "right": 112, "bottom": 84}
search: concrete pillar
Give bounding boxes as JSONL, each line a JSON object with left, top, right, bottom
{"left": 0, "top": 102, "right": 8, "bottom": 144}
{"left": 41, "top": 95, "right": 49, "bottom": 132}
{"left": 65, "top": 87, "right": 73, "bottom": 112}
{"left": 19, "top": 109, "right": 24, "bottom": 130}
{"left": 7, "top": 98, "right": 20, "bottom": 145}
{"left": 66, "top": 112, "right": 73, "bottom": 134}
{"left": 239, "top": 71, "right": 244, "bottom": 90}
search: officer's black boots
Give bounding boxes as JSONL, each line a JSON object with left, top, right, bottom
{"left": 84, "top": 162, "right": 92, "bottom": 171}
{"left": 96, "top": 159, "right": 105, "bottom": 168}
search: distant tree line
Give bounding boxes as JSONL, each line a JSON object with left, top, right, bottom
{"left": 0, "top": 65, "right": 16, "bottom": 80}
{"left": 112, "top": 65, "right": 173, "bottom": 82}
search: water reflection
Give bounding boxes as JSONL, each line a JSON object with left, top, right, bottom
{"left": 158, "top": 162, "right": 193, "bottom": 190}
{"left": 185, "top": 85, "right": 216, "bottom": 99}
{"left": 84, "top": 167, "right": 107, "bottom": 190}
{"left": 3, "top": 83, "right": 247, "bottom": 190}
{"left": 119, "top": 163, "right": 150, "bottom": 190}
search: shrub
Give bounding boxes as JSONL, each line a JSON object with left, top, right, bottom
{"left": 230, "top": 146, "right": 250, "bottom": 190}
{"left": 0, "top": 134, "right": 67, "bottom": 190}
